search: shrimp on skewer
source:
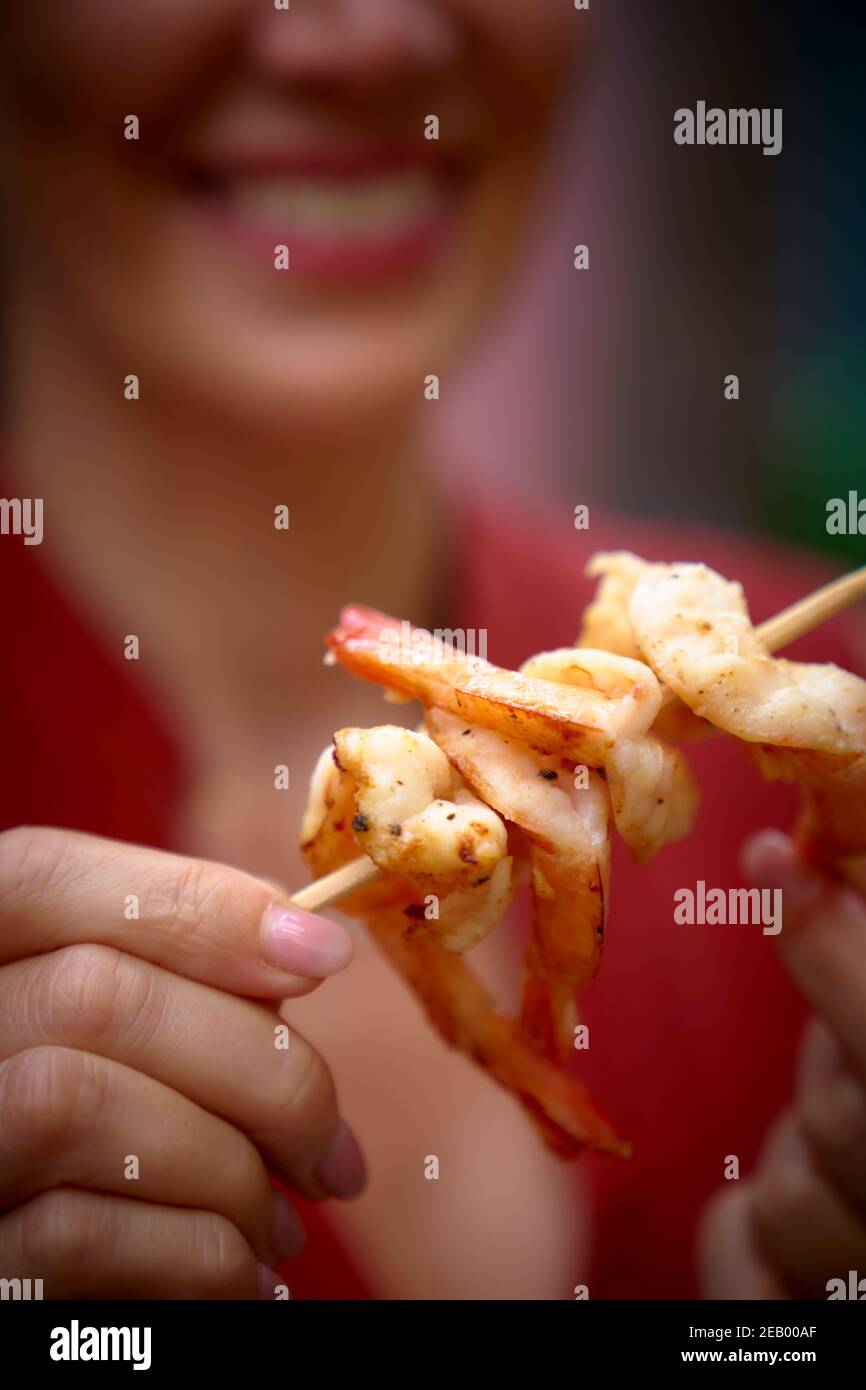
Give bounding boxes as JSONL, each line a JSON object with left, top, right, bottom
{"left": 629, "top": 562, "right": 866, "bottom": 862}
{"left": 326, "top": 605, "right": 662, "bottom": 765}
{"left": 367, "top": 901, "right": 629, "bottom": 1158}
{"left": 604, "top": 737, "right": 698, "bottom": 864}
{"left": 520, "top": 649, "right": 699, "bottom": 864}
{"left": 298, "top": 558, "right": 865, "bottom": 1162}
{"left": 577, "top": 553, "right": 711, "bottom": 744}
{"left": 324, "top": 617, "right": 694, "bottom": 1063}
{"left": 299, "top": 750, "right": 628, "bottom": 1156}
{"left": 577, "top": 551, "right": 648, "bottom": 660}
{"left": 303, "top": 729, "right": 514, "bottom": 951}
{"left": 332, "top": 726, "right": 508, "bottom": 887}
{"left": 423, "top": 855, "right": 516, "bottom": 954}
{"left": 302, "top": 744, "right": 366, "bottom": 882}
{"left": 425, "top": 708, "right": 609, "bottom": 1062}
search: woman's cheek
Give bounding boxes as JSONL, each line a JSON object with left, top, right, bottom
{"left": 0, "top": 0, "right": 241, "bottom": 122}
{"left": 458, "top": 0, "right": 582, "bottom": 74}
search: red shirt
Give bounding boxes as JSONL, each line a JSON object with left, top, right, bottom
{"left": 1, "top": 487, "right": 861, "bottom": 1298}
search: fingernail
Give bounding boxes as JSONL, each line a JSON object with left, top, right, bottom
{"left": 268, "top": 1192, "right": 305, "bottom": 1260}
{"left": 797, "top": 1019, "right": 845, "bottom": 1097}
{"left": 256, "top": 1264, "right": 285, "bottom": 1300}
{"left": 821, "top": 1069, "right": 863, "bottom": 1130}
{"left": 314, "top": 1120, "right": 368, "bottom": 1200}
{"left": 261, "top": 903, "right": 353, "bottom": 977}
{"left": 759, "top": 1112, "right": 808, "bottom": 1170}
{"left": 741, "top": 830, "right": 822, "bottom": 909}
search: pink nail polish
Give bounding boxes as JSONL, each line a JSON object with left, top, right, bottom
{"left": 262, "top": 903, "right": 353, "bottom": 977}
{"left": 256, "top": 1264, "right": 285, "bottom": 1300}
{"left": 269, "top": 1192, "right": 305, "bottom": 1260}
{"left": 314, "top": 1120, "right": 368, "bottom": 1200}
{"left": 742, "top": 830, "right": 819, "bottom": 901}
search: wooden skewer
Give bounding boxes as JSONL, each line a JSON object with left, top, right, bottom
{"left": 753, "top": 564, "right": 866, "bottom": 651}
{"left": 289, "top": 851, "right": 383, "bottom": 912}
{"left": 291, "top": 564, "right": 866, "bottom": 914}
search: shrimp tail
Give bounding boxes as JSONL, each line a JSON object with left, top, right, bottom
{"left": 369, "top": 901, "right": 630, "bottom": 1159}
{"left": 519, "top": 937, "right": 578, "bottom": 1064}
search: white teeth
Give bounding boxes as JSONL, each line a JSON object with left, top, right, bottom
{"left": 227, "top": 171, "right": 440, "bottom": 236}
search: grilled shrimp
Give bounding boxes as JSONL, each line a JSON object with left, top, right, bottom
{"left": 367, "top": 899, "right": 630, "bottom": 1158}
{"left": 425, "top": 708, "right": 609, "bottom": 1061}
{"left": 603, "top": 738, "right": 698, "bottom": 863}
{"left": 520, "top": 648, "right": 698, "bottom": 862}
{"left": 301, "top": 743, "right": 363, "bottom": 881}
{"left": 301, "top": 554, "right": 866, "bottom": 1163}
{"left": 629, "top": 562, "right": 866, "bottom": 860}
{"left": 578, "top": 553, "right": 711, "bottom": 745}
{"left": 305, "top": 728, "right": 514, "bottom": 951}
{"left": 427, "top": 855, "right": 516, "bottom": 953}
{"left": 326, "top": 605, "right": 662, "bottom": 764}
{"left": 300, "top": 785, "right": 627, "bottom": 1157}
{"left": 332, "top": 726, "right": 508, "bottom": 886}
{"left": 577, "top": 551, "right": 648, "bottom": 660}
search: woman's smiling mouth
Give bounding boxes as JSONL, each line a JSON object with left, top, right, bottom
{"left": 184, "top": 147, "right": 465, "bottom": 279}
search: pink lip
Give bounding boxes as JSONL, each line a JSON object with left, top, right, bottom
{"left": 194, "top": 199, "right": 456, "bottom": 279}
{"left": 187, "top": 140, "right": 461, "bottom": 179}
{"left": 183, "top": 147, "right": 462, "bottom": 281}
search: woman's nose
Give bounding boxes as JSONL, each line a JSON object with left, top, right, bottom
{"left": 245, "top": 0, "right": 460, "bottom": 80}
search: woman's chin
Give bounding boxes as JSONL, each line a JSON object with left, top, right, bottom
{"left": 118, "top": 269, "right": 479, "bottom": 440}
{"left": 163, "top": 336, "right": 438, "bottom": 444}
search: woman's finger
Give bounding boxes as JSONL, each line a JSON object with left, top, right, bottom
{"left": 796, "top": 1017, "right": 845, "bottom": 1098}
{"left": 698, "top": 1183, "right": 790, "bottom": 1300}
{"left": 793, "top": 1022, "right": 866, "bottom": 1220}
{"left": 742, "top": 829, "right": 866, "bottom": 1082}
{"left": 0, "top": 945, "right": 366, "bottom": 1201}
{"left": 751, "top": 1109, "right": 866, "bottom": 1298}
{"left": 0, "top": 1187, "right": 264, "bottom": 1299}
{"left": 0, "top": 825, "right": 352, "bottom": 999}
{"left": 0, "top": 1045, "right": 303, "bottom": 1264}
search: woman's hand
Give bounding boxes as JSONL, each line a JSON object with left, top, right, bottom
{"left": 700, "top": 830, "right": 866, "bottom": 1299}
{"left": 0, "top": 826, "right": 364, "bottom": 1299}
